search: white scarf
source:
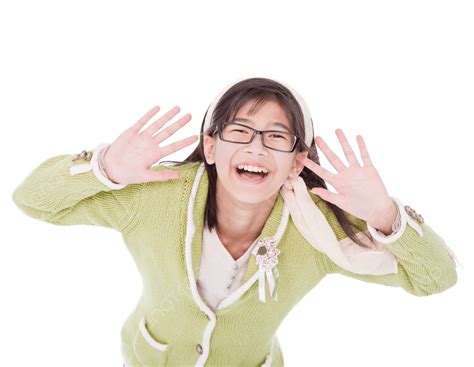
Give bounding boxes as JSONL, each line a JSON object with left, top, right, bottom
{"left": 280, "top": 175, "right": 461, "bottom": 274}
{"left": 280, "top": 176, "right": 399, "bottom": 275}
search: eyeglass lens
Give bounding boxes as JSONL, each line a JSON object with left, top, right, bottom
{"left": 221, "top": 122, "right": 295, "bottom": 152}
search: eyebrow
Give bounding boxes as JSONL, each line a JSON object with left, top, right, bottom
{"left": 233, "top": 117, "right": 292, "bottom": 133}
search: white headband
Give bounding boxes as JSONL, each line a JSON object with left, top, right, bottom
{"left": 202, "top": 76, "right": 400, "bottom": 302}
{"left": 202, "top": 76, "right": 314, "bottom": 147}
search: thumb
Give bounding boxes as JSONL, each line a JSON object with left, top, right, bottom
{"left": 143, "top": 169, "right": 181, "bottom": 183}
{"left": 311, "top": 188, "right": 338, "bottom": 206}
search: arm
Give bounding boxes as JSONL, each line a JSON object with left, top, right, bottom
{"left": 312, "top": 193, "right": 458, "bottom": 297}
{"left": 12, "top": 105, "right": 199, "bottom": 232}
{"left": 11, "top": 143, "right": 145, "bottom": 232}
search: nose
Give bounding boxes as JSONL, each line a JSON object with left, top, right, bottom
{"left": 243, "top": 132, "right": 268, "bottom": 155}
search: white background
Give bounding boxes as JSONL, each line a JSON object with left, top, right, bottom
{"left": 1, "top": 0, "right": 472, "bottom": 366}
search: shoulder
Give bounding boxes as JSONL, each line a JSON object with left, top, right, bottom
{"left": 149, "top": 160, "right": 202, "bottom": 181}
{"left": 150, "top": 160, "right": 201, "bottom": 174}
{"left": 143, "top": 161, "right": 202, "bottom": 196}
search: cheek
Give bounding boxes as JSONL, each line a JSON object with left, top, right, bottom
{"left": 278, "top": 160, "right": 296, "bottom": 177}
{"left": 214, "top": 150, "right": 235, "bottom": 178}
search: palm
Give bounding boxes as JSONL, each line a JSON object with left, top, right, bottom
{"left": 105, "top": 106, "right": 199, "bottom": 184}
{"left": 303, "top": 128, "right": 392, "bottom": 225}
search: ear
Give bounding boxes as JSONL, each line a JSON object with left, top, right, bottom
{"left": 288, "top": 151, "right": 308, "bottom": 179}
{"left": 203, "top": 134, "right": 217, "bottom": 165}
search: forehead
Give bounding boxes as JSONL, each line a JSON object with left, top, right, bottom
{"left": 233, "top": 99, "right": 291, "bottom": 128}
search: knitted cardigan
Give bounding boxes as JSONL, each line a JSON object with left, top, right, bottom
{"left": 11, "top": 150, "right": 458, "bottom": 367}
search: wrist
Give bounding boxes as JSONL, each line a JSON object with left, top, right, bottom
{"left": 368, "top": 198, "right": 400, "bottom": 235}
{"left": 98, "top": 145, "right": 120, "bottom": 184}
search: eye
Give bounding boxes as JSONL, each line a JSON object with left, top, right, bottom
{"left": 269, "top": 134, "right": 284, "bottom": 139}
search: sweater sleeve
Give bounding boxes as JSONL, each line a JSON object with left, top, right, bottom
{"left": 11, "top": 145, "right": 145, "bottom": 233}
{"left": 311, "top": 192, "right": 459, "bottom": 297}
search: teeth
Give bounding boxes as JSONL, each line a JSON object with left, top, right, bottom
{"left": 237, "top": 164, "right": 269, "bottom": 174}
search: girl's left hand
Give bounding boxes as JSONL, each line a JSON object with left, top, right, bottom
{"left": 303, "top": 128, "right": 395, "bottom": 228}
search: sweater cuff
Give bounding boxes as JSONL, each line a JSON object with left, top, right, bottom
{"left": 366, "top": 196, "right": 424, "bottom": 244}
{"left": 69, "top": 143, "right": 127, "bottom": 190}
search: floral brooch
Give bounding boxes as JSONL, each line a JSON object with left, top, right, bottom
{"left": 252, "top": 236, "right": 281, "bottom": 271}
{"left": 252, "top": 236, "right": 281, "bottom": 303}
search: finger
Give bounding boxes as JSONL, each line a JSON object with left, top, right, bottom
{"left": 303, "top": 157, "right": 336, "bottom": 184}
{"left": 130, "top": 106, "right": 161, "bottom": 134}
{"left": 152, "top": 113, "right": 192, "bottom": 143}
{"left": 335, "top": 128, "right": 361, "bottom": 167}
{"left": 158, "top": 135, "right": 199, "bottom": 157}
{"left": 356, "top": 134, "right": 373, "bottom": 166}
{"left": 314, "top": 136, "right": 346, "bottom": 172}
{"left": 141, "top": 106, "right": 181, "bottom": 136}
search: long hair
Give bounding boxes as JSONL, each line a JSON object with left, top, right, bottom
{"left": 161, "top": 77, "right": 374, "bottom": 248}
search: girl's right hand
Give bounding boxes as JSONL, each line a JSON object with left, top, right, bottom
{"left": 102, "top": 105, "right": 199, "bottom": 185}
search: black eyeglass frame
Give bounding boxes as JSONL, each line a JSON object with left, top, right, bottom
{"left": 211, "top": 121, "right": 300, "bottom": 153}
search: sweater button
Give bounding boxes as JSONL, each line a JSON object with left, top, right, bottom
{"left": 196, "top": 343, "right": 203, "bottom": 354}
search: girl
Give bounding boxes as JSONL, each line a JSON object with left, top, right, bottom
{"left": 12, "top": 77, "right": 459, "bottom": 366}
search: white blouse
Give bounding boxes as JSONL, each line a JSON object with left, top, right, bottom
{"left": 196, "top": 226, "right": 260, "bottom": 310}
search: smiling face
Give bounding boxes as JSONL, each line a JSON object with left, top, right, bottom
{"left": 203, "top": 99, "right": 308, "bottom": 205}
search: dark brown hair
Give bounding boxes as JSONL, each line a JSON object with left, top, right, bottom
{"left": 161, "top": 77, "right": 374, "bottom": 248}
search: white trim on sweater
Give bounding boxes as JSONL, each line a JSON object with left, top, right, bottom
{"left": 138, "top": 316, "right": 168, "bottom": 352}
{"left": 184, "top": 163, "right": 217, "bottom": 367}
{"left": 367, "top": 196, "right": 423, "bottom": 244}
{"left": 69, "top": 142, "right": 127, "bottom": 190}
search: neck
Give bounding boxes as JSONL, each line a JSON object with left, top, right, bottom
{"left": 214, "top": 178, "right": 276, "bottom": 246}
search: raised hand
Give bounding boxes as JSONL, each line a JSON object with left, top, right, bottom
{"left": 303, "top": 128, "right": 397, "bottom": 230}
{"left": 102, "top": 105, "right": 199, "bottom": 185}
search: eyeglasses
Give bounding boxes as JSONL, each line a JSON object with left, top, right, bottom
{"left": 212, "top": 122, "right": 300, "bottom": 153}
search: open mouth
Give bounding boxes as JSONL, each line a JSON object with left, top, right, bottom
{"left": 235, "top": 166, "right": 269, "bottom": 183}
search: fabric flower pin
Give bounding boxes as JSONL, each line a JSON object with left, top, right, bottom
{"left": 252, "top": 236, "right": 280, "bottom": 303}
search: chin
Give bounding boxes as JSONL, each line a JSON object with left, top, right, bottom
{"left": 230, "top": 187, "right": 280, "bottom": 205}
{"left": 217, "top": 169, "right": 284, "bottom": 204}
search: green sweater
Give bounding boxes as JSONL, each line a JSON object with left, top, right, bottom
{"left": 12, "top": 150, "right": 458, "bottom": 366}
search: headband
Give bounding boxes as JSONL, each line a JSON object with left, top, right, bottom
{"left": 202, "top": 77, "right": 314, "bottom": 147}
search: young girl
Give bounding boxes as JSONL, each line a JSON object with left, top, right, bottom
{"left": 12, "top": 77, "right": 459, "bottom": 367}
